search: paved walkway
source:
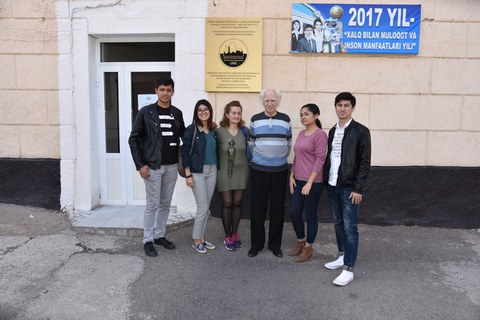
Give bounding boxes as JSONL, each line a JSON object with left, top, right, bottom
{"left": 1, "top": 203, "right": 479, "bottom": 319}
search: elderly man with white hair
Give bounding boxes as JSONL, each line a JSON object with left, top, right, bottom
{"left": 247, "top": 88, "right": 292, "bottom": 258}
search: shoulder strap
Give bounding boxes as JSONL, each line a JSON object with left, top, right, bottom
{"left": 241, "top": 127, "right": 249, "bottom": 140}
{"left": 189, "top": 126, "right": 197, "bottom": 155}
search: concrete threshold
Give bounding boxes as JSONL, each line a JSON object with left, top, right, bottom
{"left": 68, "top": 205, "right": 195, "bottom": 237}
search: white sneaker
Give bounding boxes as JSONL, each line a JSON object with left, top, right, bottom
{"left": 324, "top": 255, "right": 344, "bottom": 270}
{"left": 203, "top": 241, "right": 216, "bottom": 250}
{"left": 333, "top": 270, "right": 354, "bottom": 286}
{"left": 192, "top": 242, "right": 207, "bottom": 254}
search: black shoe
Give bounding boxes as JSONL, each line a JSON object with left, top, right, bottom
{"left": 154, "top": 237, "right": 176, "bottom": 250}
{"left": 272, "top": 248, "right": 283, "bottom": 258}
{"left": 144, "top": 242, "right": 157, "bottom": 257}
{"left": 248, "top": 248, "right": 259, "bottom": 257}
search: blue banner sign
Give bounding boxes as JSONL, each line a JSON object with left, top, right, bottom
{"left": 291, "top": 3, "right": 421, "bottom": 54}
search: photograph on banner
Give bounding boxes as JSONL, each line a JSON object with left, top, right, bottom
{"left": 291, "top": 3, "right": 421, "bottom": 54}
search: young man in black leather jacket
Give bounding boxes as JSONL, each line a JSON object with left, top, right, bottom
{"left": 323, "top": 92, "right": 371, "bottom": 286}
{"left": 129, "top": 77, "right": 185, "bottom": 257}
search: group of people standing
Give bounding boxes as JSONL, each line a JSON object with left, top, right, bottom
{"left": 129, "top": 77, "right": 371, "bottom": 287}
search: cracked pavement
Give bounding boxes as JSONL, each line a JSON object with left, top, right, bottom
{"left": 0, "top": 203, "right": 479, "bottom": 319}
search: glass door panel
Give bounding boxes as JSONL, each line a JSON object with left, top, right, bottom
{"left": 98, "top": 67, "right": 125, "bottom": 204}
{"left": 131, "top": 72, "right": 170, "bottom": 125}
{"left": 104, "top": 72, "right": 120, "bottom": 153}
{"left": 125, "top": 67, "right": 174, "bottom": 204}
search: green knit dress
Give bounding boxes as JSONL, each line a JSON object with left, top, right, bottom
{"left": 216, "top": 127, "right": 250, "bottom": 192}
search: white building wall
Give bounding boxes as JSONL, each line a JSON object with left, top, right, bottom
{"left": 55, "top": 0, "right": 208, "bottom": 211}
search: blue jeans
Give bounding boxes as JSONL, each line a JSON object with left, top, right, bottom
{"left": 289, "top": 179, "right": 323, "bottom": 244}
{"left": 326, "top": 184, "right": 360, "bottom": 268}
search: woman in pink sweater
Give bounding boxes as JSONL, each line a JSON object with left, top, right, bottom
{"left": 288, "top": 103, "right": 327, "bottom": 263}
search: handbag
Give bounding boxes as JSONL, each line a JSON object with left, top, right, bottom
{"left": 241, "top": 127, "right": 252, "bottom": 162}
{"left": 178, "top": 126, "right": 197, "bottom": 177}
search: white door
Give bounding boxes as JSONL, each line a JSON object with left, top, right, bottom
{"left": 98, "top": 63, "right": 175, "bottom": 205}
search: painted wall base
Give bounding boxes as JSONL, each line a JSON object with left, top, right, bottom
{"left": 0, "top": 158, "right": 60, "bottom": 210}
{"left": 1, "top": 162, "right": 478, "bottom": 229}
{"left": 210, "top": 166, "right": 480, "bottom": 229}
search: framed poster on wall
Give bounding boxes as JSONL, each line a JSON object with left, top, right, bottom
{"left": 291, "top": 3, "right": 421, "bottom": 54}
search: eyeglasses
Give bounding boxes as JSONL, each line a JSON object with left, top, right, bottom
{"left": 198, "top": 108, "right": 210, "bottom": 113}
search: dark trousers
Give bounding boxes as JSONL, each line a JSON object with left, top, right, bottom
{"left": 250, "top": 168, "right": 288, "bottom": 251}
{"left": 289, "top": 180, "right": 323, "bottom": 244}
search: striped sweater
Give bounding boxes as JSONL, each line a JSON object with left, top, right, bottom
{"left": 249, "top": 111, "right": 292, "bottom": 172}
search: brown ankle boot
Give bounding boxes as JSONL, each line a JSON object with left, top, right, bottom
{"left": 288, "top": 240, "right": 306, "bottom": 256}
{"left": 295, "top": 245, "right": 313, "bottom": 263}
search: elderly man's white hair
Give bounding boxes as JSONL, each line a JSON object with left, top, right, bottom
{"left": 259, "top": 88, "right": 282, "bottom": 104}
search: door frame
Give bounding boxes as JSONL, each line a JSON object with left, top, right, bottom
{"left": 97, "top": 62, "right": 175, "bottom": 205}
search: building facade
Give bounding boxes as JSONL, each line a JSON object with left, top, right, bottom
{"left": 0, "top": 0, "right": 479, "bottom": 224}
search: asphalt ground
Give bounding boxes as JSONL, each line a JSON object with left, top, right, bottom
{"left": 129, "top": 218, "right": 480, "bottom": 320}
{"left": 1, "top": 204, "right": 478, "bottom": 319}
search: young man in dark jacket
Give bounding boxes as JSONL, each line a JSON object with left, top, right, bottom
{"left": 129, "top": 77, "right": 185, "bottom": 257}
{"left": 323, "top": 92, "right": 371, "bottom": 286}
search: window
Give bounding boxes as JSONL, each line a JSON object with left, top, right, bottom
{"left": 100, "top": 42, "right": 175, "bottom": 62}
{"left": 104, "top": 72, "right": 120, "bottom": 153}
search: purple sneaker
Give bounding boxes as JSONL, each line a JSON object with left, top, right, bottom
{"left": 233, "top": 233, "right": 242, "bottom": 248}
{"left": 224, "top": 236, "right": 236, "bottom": 251}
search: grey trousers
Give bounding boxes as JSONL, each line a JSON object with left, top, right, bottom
{"left": 143, "top": 164, "right": 178, "bottom": 244}
{"left": 191, "top": 164, "right": 217, "bottom": 240}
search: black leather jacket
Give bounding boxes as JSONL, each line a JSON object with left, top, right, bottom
{"left": 323, "top": 119, "right": 371, "bottom": 194}
{"left": 128, "top": 103, "right": 185, "bottom": 170}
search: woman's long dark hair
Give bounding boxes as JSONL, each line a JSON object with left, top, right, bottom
{"left": 193, "top": 99, "right": 214, "bottom": 130}
{"left": 313, "top": 18, "right": 323, "bottom": 37}
{"left": 302, "top": 103, "right": 322, "bottom": 128}
{"left": 292, "top": 19, "right": 301, "bottom": 32}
